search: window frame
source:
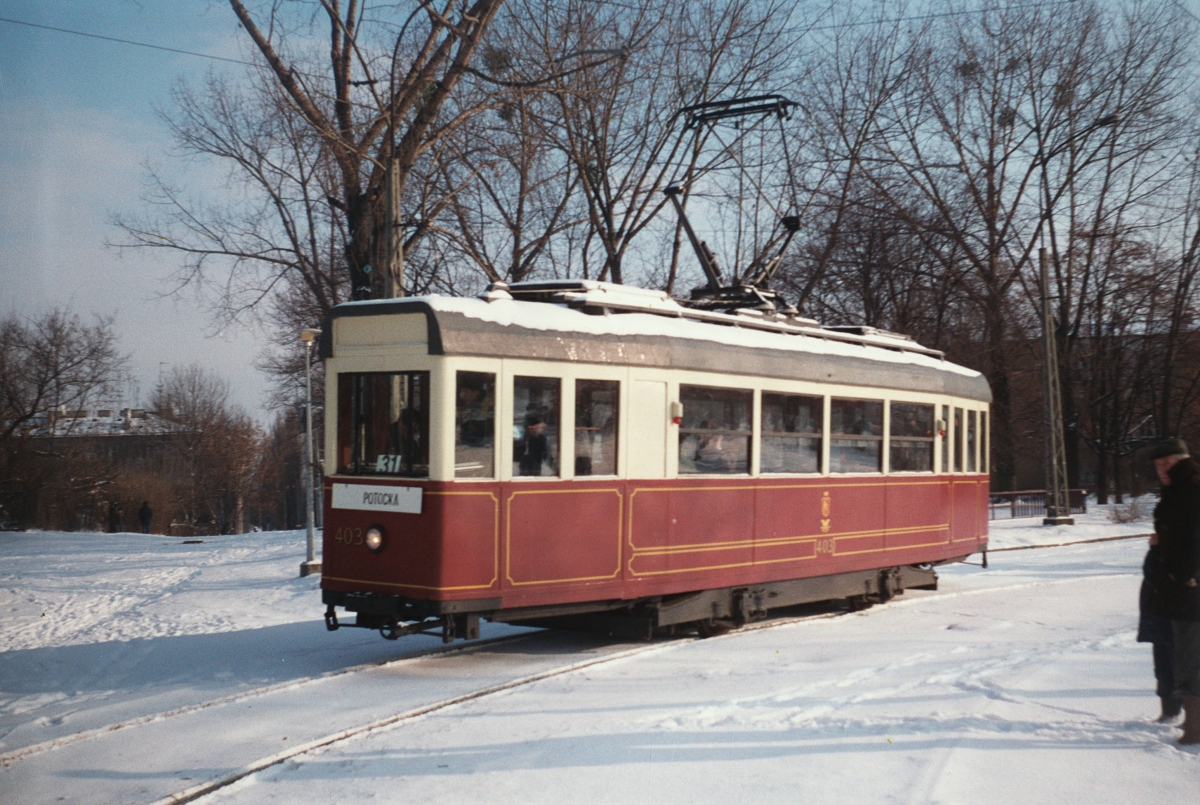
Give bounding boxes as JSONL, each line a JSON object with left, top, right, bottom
{"left": 454, "top": 370, "right": 496, "bottom": 479}
{"left": 760, "top": 391, "right": 823, "bottom": 475}
{"left": 677, "top": 384, "right": 753, "bottom": 476}
{"left": 953, "top": 407, "right": 964, "bottom": 473}
{"left": 888, "top": 401, "right": 936, "bottom": 474}
{"left": 336, "top": 370, "right": 431, "bottom": 479}
{"left": 829, "top": 397, "right": 884, "bottom": 474}
{"left": 512, "top": 375, "right": 562, "bottom": 479}
{"left": 574, "top": 378, "right": 620, "bottom": 477}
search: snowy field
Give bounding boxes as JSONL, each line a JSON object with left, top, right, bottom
{"left": 3, "top": 500, "right": 1196, "bottom": 805}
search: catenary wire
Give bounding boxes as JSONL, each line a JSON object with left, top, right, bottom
{"left": 2, "top": 1, "right": 1086, "bottom": 74}
{"left": 0, "top": 15, "right": 258, "bottom": 67}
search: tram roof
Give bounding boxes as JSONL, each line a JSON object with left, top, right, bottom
{"left": 323, "top": 281, "right": 990, "bottom": 403}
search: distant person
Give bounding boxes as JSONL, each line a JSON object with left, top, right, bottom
{"left": 107, "top": 501, "right": 121, "bottom": 534}
{"left": 1145, "top": 438, "right": 1200, "bottom": 744}
{"left": 517, "top": 412, "right": 550, "bottom": 476}
{"left": 138, "top": 501, "right": 152, "bottom": 534}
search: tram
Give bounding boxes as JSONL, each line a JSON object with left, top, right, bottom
{"left": 318, "top": 280, "right": 990, "bottom": 641}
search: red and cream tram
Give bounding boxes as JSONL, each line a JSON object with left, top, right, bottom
{"left": 318, "top": 280, "right": 990, "bottom": 641}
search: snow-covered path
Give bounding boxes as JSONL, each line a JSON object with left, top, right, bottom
{"left": 209, "top": 541, "right": 1198, "bottom": 805}
{"left": 3, "top": 508, "right": 1197, "bottom": 804}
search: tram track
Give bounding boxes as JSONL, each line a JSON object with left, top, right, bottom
{"left": 0, "top": 630, "right": 535, "bottom": 766}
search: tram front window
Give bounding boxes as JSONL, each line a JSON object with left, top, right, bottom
{"left": 890, "top": 402, "right": 934, "bottom": 472}
{"left": 337, "top": 371, "right": 430, "bottom": 477}
{"left": 575, "top": 380, "right": 618, "bottom": 476}
{"left": 455, "top": 371, "right": 495, "bottom": 478}
{"left": 678, "top": 385, "right": 752, "bottom": 474}
{"left": 830, "top": 398, "right": 883, "bottom": 473}
{"left": 761, "top": 393, "right": 822, "bottom": 473}
{"left": 513, "top": 376, "right": 560, "bottom": 477}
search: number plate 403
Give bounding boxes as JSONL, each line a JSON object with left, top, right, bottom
{"left": 334, "top": 528, "right": 364, "bottom": 546}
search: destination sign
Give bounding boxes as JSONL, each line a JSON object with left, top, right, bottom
{"left": 330, "top": 483, "right": 423, "bottom": 514}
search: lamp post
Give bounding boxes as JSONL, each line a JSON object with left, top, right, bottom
{"left": 299, "top": 327, "right": 323, "bottom": 577}
{"left": 1035, "top": 113, "right": 1118, "bottom": 525}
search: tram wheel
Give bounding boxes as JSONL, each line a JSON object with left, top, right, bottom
{"left": 695, "top": 619, "right": 735, "bottom": 638}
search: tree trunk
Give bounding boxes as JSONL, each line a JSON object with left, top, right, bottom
{"left": 1095, "top": 448, "right": 1108, "bottom": 505}
{"left": 984, "top": 299, "right": 1015, "bottom": 491}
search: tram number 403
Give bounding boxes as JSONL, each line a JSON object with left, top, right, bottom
{"left": 815, "top": 538, "right": 835, "bottom": 556}
{"left": 334, "top": 527, "right": 364, "bottom": 546}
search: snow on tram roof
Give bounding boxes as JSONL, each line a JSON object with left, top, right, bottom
{"left": 331, "top": 281, "right": 989, "bottom": 401}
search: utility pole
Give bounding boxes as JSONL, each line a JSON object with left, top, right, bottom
{"left": 1041, "top": 247, "right": 1074, "bottom": 525}
{"left": 384, "top": 157, "right": 405, "bottom": 299}
{"left": 1033, "top": 114, "right": 1116, "bottom": 525}
{"left": 299, "top": 327, "right": 323, "bottom": 577}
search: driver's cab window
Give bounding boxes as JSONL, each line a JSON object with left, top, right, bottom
{"left": 337, "top": 371, "right": 430, "bottom": 477}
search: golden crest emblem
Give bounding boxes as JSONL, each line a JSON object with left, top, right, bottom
{"left": 820, "top": 490, "right": 831, "bottom": 533}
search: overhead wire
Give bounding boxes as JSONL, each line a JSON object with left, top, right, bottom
{"left": 2, "top": 1, "right": 1088, "bottom": 75}
{"left": 1169, "top": 0, "right": 1200, "bottom": 26}
{"left": 0, "top": 15, "right": 258, "bottom": 67}
{"left": 787, "top": 0, "right": 1080, "bottom": 35}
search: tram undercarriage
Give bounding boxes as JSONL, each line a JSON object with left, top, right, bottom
{"left": 322, "top": 561, "right": 952, "bottom": 643}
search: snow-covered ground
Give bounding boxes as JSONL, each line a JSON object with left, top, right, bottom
{"left": 3, "top": 501, "right": 1194, "bottom": 805}
{"left": 986, "top": 495, "right": 1154, "bottom": 550}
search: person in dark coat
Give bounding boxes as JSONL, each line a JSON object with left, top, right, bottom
{"left": 516, "top": 412, "right": 551, "bottom": 476}
{"left": 107, "top": 501, "right": 121, "bottom": 533}
{"left": 1145, "top": 438, "right": 1200, "bottom": 744}
{"left": 1138, "top": 544, "right": 1179, "bottom": 721}
{"left": 137, "top": 501, "right": 152, "bottom": 534}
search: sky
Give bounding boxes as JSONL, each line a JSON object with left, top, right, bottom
{"left": 6, "top": 0, "right": 1200, "bottom": 421}
{"left": 0, "top": 2, "right": 272, "bottom": 417}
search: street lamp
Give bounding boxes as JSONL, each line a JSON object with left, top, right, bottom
{"left": 1036, "top": 113, "right": 1118, "bottom": 525}
{"left": 299, "top": 327, "right": 323, "bottom": 577}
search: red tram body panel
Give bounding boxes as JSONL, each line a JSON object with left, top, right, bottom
{"left": 321, "top": 474, "right": 988, "bottom": 608}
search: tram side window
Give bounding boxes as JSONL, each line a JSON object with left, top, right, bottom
{"left": 830, "top": 398, "right": 883, "bottom": 473}
{"left": 761, "top": 393, "right": 822, "bottom": 473}
{"left": 455, "top": 371, "right": 495, "bottom": 478}
{"left": 890, "top": 402, "right": 934, "bottom": 472}
{"left": 967, "top": 410, "right": 978, "bottom": 472}
{"left": 953, "top": 407, "right": 964, "bottom": 472}
{"left": 513, "top": 376, "right": 560, "bottom": 477}
{"left": 981, "top": 411, "right": 989, "bottom": 474}
{"left": 575, "top": 380, "right": 619, "bottom": 476}
{"left": 941, "top": 404, "right": 950, "bottom": 473}
{"left": 678, "top": 385, "right": 752, "bottom": 474}
{"left": 337, "top": 371, "right": 430, "bottom": 477}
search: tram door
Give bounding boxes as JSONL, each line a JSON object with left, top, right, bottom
{"left": 628, "top": 380, "right": 667, "bottom": 478}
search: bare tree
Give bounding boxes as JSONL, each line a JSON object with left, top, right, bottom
{"left": 0, "top": 310, "right": 127, "bottom": 527}
{"left": 503, "top": 0, "right": 801, "bottom": 287}
{"left": 841, "top": 1, "right": 1193, "bottom": 489}
{"left": 152, "top": 365, "right": 260, "bottom": 534}
{"left": 117, "top": 1, "right": 509, "bottom": 332}
{"left": 432, "top": 71, "right": 584, "bottom": 283}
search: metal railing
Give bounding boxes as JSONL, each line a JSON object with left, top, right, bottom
{"left": 988, "top": 489, "right": 1088, "bottom": 520}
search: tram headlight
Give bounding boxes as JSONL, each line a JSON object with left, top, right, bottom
{"left": 365, "top": 526, "right": 385, "bottom": 553}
